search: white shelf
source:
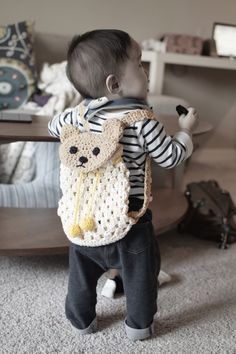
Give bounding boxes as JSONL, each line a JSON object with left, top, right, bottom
{"left": 155, "top": 52, "right": 236, "bottom": 70}
{"left": 142, "top": 50, "right": 236, "bottom": 95}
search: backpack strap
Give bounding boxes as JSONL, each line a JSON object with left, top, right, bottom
{"left": 121, "top": 109, "right": 157, "bottom": 126}
{"left": 121, "top": 109, "right": 157, "bottom": 221}
{"left": 79, "top": 103, "right": 157, "bottom": 131}
{"left": 78, "top": 103, "right": 157, "bottom": 221}
{"left": 128, "top": 155, "right": 152, "bottom": 221}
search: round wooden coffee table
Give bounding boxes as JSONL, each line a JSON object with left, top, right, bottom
{"left": 151, "top": 188, "right": 188, "bottom": 234}
{"left": 0, "top": 188, "right": 187, "bottom": 256}
{"left": 157, "top": 115, "right": 212, "bottom": 137}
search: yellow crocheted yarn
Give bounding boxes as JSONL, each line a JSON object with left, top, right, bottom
{"left": 80, "top": 217, "right": 96, "bottom": 232}
{"left": 68, "top": 224, "right": 83, "bottom": 238}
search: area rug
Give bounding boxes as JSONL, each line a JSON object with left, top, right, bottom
{"left": 1, "top": 230, "right": 236, "bottom": 354}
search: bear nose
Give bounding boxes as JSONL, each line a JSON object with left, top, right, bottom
{"left": 79, "top": 156, "right": 88, "bottom": 164}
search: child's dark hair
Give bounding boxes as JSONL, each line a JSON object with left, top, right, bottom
{"left": 66, "top": 29, "right": 132, "bottom": 98}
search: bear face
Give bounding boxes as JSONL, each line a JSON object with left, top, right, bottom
{"left": 59, "top": 119, "right": 124, "bottom": 173}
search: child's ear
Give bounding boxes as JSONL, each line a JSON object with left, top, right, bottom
{"left": 106, "top": 74, "right": 120, "bottom": 94}
{"left": 60, "top": 124, "right": 79, "bottom": 142}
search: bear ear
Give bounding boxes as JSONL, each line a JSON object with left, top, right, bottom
{"left": 103, "top": 119, "right": 124, "bottom": 142}
{"left": 60, "top": 125, "right": 79, "bottom": 142}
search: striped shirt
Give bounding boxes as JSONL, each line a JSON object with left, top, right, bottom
{"left": 48, "top": 97, "right": 193, "bottom": 199}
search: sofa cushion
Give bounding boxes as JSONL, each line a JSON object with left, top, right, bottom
{"left": 0, "top": 142, "right": 61, "bottom": 208}
{"left": 0, "top": 20, "right": 37, "bottom": 110}
{"left": 0, "top": 141, "right": 36, "bottom": 184}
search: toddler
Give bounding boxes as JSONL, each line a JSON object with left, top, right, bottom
{"left": 48, "top": 29, "right": 198, "bottom": 341}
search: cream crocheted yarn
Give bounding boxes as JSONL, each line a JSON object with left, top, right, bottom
{"left": 58, "top": 104, "right": 156, "bottom": 246}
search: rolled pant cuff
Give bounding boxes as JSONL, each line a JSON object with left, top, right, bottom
{"left": 71, "top": 317, "right": 97, "bottom": 335}
{"left": 125, "top": 320, "right": 154, "bottom": 341}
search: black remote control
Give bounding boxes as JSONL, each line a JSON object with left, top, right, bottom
{"left": 176, "top": 105, "right": 188, "bottom": 116}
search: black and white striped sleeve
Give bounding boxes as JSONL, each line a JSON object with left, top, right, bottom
{"left": 48, "top": 107, "right": 79, "bottom": 138}
{"left": 137, "top": 119, "right": 193, "bottom": 169}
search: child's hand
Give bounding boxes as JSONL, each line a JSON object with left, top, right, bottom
{"left": 178, "top": 107, "right": 199, "bottom": 135}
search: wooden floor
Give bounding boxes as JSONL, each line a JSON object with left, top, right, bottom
{"left": 0, "top": 188, "right": 188, "bottom": 256}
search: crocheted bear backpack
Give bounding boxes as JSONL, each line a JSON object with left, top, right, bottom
{"left": 58, "top": 106, "right": 156, "bottom": 246}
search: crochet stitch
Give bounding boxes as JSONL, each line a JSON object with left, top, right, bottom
{"left": 58, "top": 104, "right": 156, "bottom": 246}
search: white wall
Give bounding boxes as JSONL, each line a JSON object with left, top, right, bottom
{"left": 1, "top": 0, "right": 236, "bottom": 40}
{"left": 1, "top": 0, "right": 236, "bottom": 147}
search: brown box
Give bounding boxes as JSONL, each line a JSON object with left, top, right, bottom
{"left": 163, "top": 34, "right": 203, "bottom": 55}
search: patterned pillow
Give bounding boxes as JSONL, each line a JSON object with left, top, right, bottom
{"left": 0, "top": 20, "right": 37, "bottom": 110}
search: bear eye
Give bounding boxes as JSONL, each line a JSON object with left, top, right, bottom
{"left": 92, "top": 147, "right": 100, "bottom": 156}
{"left": 69, "top": 146, "right": 78, "bottom": 154}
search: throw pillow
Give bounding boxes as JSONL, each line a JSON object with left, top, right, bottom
{"left": 0, "top": 20, "right": 37, "bottom": 110}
